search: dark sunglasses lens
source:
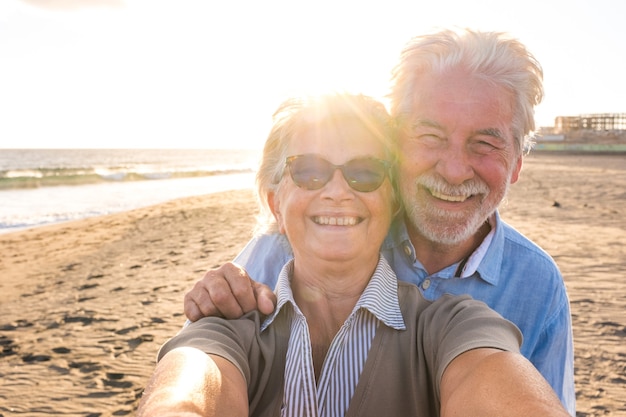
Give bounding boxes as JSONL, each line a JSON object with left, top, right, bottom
{"left": 288, "top": 155, "right": 388, "bottom": 192}
{"left": 343, "top": 159, "right": 387, "bottom": 192}
{"left": 289, "top": 155, "right": 333, "bottom": 190}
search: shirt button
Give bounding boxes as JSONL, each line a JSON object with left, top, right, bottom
{"left": 403, "top": 243, "right": 412, "bottom": 257}
{"left": 422, "top": 279, "right": 431, "bottom": 290}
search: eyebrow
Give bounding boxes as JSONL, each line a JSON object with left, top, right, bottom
{"left": 412, "top": 119, "right": 442, "bottom": 130}
{"left": 476, "top": 128, "right": 506, "bottom": 141}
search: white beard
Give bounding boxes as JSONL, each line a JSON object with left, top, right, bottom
{"left": 401, "top": 173, "right": 509, "bottom": 246}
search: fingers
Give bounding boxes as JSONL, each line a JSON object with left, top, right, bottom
{"left": 183, "top": 263, "right": 258, "bottom": 321}
{"left": 225, "top": 263, "right": 259, "bottom": 314}
{"left": 183, "top": 289, "right": 205, "bottom": 322}
{"left": 253, "top": 281, "right": 278, "bottom": 316}
{"left": 182, "top": 262, "right": 279, "bottom": 322}
{"left": 183, "top": 277, "right": 225, "bottom": 321}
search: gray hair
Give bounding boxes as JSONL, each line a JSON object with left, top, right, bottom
{"left": 388, "top": 28, "right": 544, "bottom": 154}
{"left": 254, "top": 93, "right": 398, "bottom": 234}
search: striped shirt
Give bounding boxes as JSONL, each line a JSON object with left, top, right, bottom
{"left": 260, "top": 256, "right": 406, "bottom": 417}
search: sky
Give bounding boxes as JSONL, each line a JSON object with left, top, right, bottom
{"left": 1, "top": 0, "right": 625, "bottom": 149}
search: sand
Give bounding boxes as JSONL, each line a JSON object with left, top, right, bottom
{"left": 0, "top": 152, "right": 624, "bottom": 416}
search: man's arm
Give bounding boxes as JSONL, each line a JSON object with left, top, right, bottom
{"left": 137, "top": 347, "right": 248, "bottom": 417}
{"left": 184, "top": 262, "right": 276, "bottom": 321}
{"left": 184, "top": 233, "right": 291, "bottom": 321}
{"left": 440, "top": 348, "right": 570, "bottom": 417}
{"left": 530, "top": 291, "right": 576, "bottom": 414}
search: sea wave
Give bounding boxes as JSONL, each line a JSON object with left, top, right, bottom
{"left": 0, "top": 172, "right": 255, "bottom": 234}
{"left": 0, "top": 166, "right": 254, "bottom": 190}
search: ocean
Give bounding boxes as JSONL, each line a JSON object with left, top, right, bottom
{"left": 0, "top": 149, "right": 261, "bottom": 234}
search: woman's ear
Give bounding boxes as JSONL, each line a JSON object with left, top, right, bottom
{"left": 268, "top": 191, "right": 286, "bottom": 234}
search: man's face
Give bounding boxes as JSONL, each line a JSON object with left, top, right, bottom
{"left": 397, "top": 68, "right": 523, "bottom": 246}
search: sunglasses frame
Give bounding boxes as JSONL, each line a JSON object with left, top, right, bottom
{"left": 284, "top": 154, "right": 391, "bottom": 193}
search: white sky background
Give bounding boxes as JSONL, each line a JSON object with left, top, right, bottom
{"left": 1, "top": 0, "right": 624, "bottom": 149}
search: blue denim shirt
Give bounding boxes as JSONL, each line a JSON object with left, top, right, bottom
{"left": 234, "top": 211, "right": 576, "bottom": 415}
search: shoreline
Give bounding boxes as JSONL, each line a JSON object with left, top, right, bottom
{"left": 0, "top": 172, "right": 255, "bottom": 235}
{"left": 1, "top": 153, "right": 625, "bottom": 416}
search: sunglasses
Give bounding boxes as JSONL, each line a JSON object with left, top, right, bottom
{"left": 285, "top": 154, "right": 390, "bottom": 192}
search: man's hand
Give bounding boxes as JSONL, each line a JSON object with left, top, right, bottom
{"left": 184, "top": 262, "right": 277, "bottom": 321}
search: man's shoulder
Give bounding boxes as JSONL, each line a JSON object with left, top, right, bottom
{"left": 233, "top": 233, "right": 293, "bottom": 285}
{"left": 499, "top": 221, "right": 558, "bottom": 264}
{"left": 495, "top": 220, "right": 563, "bottom": 284}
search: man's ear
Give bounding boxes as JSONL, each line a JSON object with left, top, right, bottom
{"left": 268, "top": 191, "right": 286, "bottom": 234}
{"left": 510, "top": 155, "right": 523, "bottom": 184}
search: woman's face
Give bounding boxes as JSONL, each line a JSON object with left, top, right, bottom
{"left": 271, "top": 119, "right": 394, "bottom": 264}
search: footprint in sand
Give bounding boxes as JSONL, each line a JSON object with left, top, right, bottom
{"left": 128, "top": 334, "right": 154, "bottom": 350}
{"left": 116, "top": 326, "right": 139, "bottom": 335}
{"left": 0, "top": 335, "right": 18, "bottom": 357}
{"left": 77, "top": 283, "right": 99, "bottom": 291}
{"left": 69, "top": 361, "right": 102, "bottom": 373}
{"left": 87, "top": 273, "right": 104, "bottom": 280}
{"left": 22, "top": 353, "right": 51, "bottom": 363}
{"left": 62, "top": 263, "right": 81, "bottom": 271}
{"left": 103, "top": 372, "right": 133, "bottom": 388}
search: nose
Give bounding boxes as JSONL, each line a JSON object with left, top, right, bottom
{"left": 435, "top": 142, "right": 474, "bottom": 185}
{"left": 320, "top": 168, "right": 354, "bottom": 199}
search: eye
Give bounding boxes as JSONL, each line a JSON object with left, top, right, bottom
{"left": 406, "top": 120, "right": 446, "bottom": 147}
{"left": 477, "top": 140, "right": 497, "bottom": 148}
{"left": 349, "top": 164, "right": 383, "bottom": 183}
{"left": 415, "top": 134, "right": 444, "bottom": 147}
{"left": 470, "top": 138, "right": 502, "bottom": 154}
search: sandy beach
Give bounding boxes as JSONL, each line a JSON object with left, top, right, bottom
{"left": 0, "top": 152, "right": 624, "bottom": 416}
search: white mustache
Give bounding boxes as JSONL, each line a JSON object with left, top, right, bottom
{"left": 415, "top": 175, "right": 490, "bottom": 199}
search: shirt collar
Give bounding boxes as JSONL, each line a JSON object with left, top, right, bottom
{"left": 261, "top": 256, "right": 405, "bottom": 331}
{"left": 456, "top": 214, "right": 496, "bottom": 278}
{"left": 471, "top": 210, "right": 506, "bottom": 285}
{"left": 384, "top": 210, "right": 505, "bottom": 285}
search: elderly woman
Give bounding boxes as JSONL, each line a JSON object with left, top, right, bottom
{"left": 137, "top": 94, "right": 568, "bottom": 417}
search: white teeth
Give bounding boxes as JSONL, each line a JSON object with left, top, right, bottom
{"left": 430, "top": 190, "right": 469, "bottom": 202}
{"left": 313, "top": 216, "right": 359, "bottom": 226}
